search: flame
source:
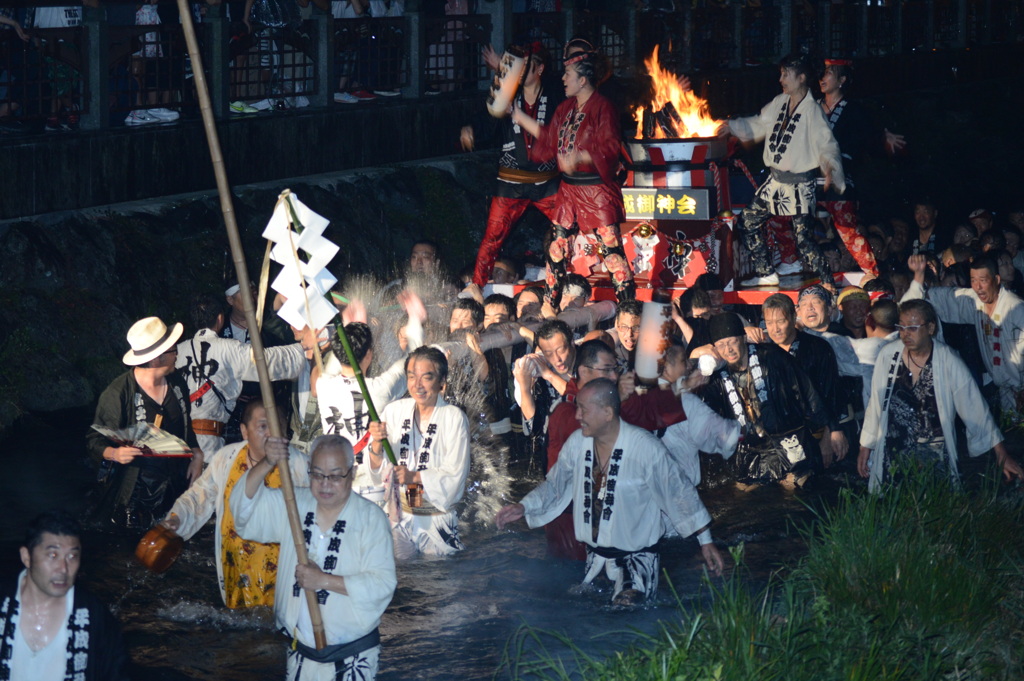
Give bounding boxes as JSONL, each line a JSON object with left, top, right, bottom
{"left": 634, "top": 45, "right": 721, "bottom": 139}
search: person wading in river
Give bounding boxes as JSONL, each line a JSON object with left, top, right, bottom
{"left": 161, "top": 400, "right": 310, "bottom": 608}
{"left": 88, "top": 316, "right": 204, "bottom": 529}
{"left": 366, "top": 346, "right": 472, "bottom": 559}
{"left": 231, "top": 434, "right": 396, "bottom": 681}
{"left": 858, "top": 299, "right": 1024, "bottom": 491}
{"left": 0, "top": 510, "right": 130, "bottom": 681}
{"left": 497, "top": 379, "right": 724, "bottom": 606}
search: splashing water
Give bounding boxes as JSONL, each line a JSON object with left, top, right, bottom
{"left": 335, "top": 270, "right": 514, "bottom": 529}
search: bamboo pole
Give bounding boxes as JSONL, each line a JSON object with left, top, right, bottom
{"left": 333, "top": 324, "right": 398, "bottom": 466}
{"left": 174, "top": 0, "right": 327, "bottom": 649}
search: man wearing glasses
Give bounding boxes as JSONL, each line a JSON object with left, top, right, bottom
{"left": 858, "top": 300, "right": 1023, "bottom": 491}
{"left": 905, "top": 253, "right": 1024, "bottom": 418}
{"left": 608, "top": 300, "right": 642, "bottom": 371}
{"left": 232, "top": 434, "right": 396, "bottom": 681}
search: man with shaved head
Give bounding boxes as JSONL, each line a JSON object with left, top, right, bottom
{"left": 232, "top": 434, "right": 396, "bottom": 680}
{"left": 497, "top": 378, "right": 724, "bottom": 606}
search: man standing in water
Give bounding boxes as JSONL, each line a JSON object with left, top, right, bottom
{"left": 161, "top": 400, "right": 310, "bottom": 608}
{"left": 232, "top": 435, "right": 396, "bottom": 681}
{"left": 88, "top": 316, "right": 203, "bottom": 529}
{"left": 695, "top": 313, "right": 833, "bottom": 488}
{"left": 177, "top": 293, "right": 306, "bottom": 457}
{"left": 367, "top": 347, "right": 472, "bottom": 558}
{"left": 496, "top": 379, "right": 724, "bottom": 606}
{"left": 0, "top": 510, "right": 130, "bottom": 680}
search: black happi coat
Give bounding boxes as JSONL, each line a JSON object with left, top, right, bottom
{"left": 700, "top": 343, "right": 830, "bottom": 481}
{"left": 787, "top": 331, "right": 844, "bottom": 431}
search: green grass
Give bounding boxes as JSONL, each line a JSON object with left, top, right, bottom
{"left": 502, "top": 469, "right": 1024, "bottom": 681}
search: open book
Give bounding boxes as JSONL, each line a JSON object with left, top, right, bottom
{"left": 90, "top": 422, "right": 193, "bottom": 457}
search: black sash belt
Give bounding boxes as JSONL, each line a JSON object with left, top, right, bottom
{"left": 561, "top": 173, "right": 603, "bottom": 186}
{"left": 290, "top": 628, "right": 381, "bottom": 664}
{"left": 589, "top": 543, "right": 659, "bottom": 559}
{"left": 770, "top": 167, "right": 818, "bottom": 184}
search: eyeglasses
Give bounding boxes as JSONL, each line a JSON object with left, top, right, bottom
{"left": 896, "top": 324, "right": 924, "bottom": 333}
{"left": 582, "top": 364, "right": 620, "bottom": 374}
{"left": 308, "top": 469, "right": 352, "bottom": 484}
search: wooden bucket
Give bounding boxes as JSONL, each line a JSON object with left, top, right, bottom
{"left": 135, "top": 525, "right": 184, "bottom": 574}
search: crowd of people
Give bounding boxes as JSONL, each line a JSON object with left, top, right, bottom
{"left": 10, "top": 42, "right": 1024, "bottom": 681}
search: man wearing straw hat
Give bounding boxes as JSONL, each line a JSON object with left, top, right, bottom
{"left": 87, "top": 317, "right": 204, "bottom": 530}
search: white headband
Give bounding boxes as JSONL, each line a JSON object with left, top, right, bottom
{"left": 225, "top": 284, "right": 241, "bottom": 296}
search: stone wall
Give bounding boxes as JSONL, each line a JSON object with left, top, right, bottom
{"left": 0, "top": 149, "right": 561, "bottom": 435}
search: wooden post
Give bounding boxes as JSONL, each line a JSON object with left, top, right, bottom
{"left": 174, "top": 0, "right": 327, "bottom": 650}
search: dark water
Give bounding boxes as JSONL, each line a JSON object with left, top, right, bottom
{"left": 0, "top": 408, "right": 837, "bottom": 680}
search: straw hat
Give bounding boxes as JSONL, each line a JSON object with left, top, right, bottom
{"left": 122, "top": 317, "right": 183, "bottom": 366}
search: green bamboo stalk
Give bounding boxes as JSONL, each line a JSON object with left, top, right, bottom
{"left": 333, "top": 323, "right": 398, "bottom": 465}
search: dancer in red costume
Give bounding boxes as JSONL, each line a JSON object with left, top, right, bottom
{"left": 463, "top": 43, "right": 563, "bottom": 287}
{"left": 512, "top": 41, "right": 635, "bottom": 307}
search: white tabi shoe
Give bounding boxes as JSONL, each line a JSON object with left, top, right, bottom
{"left": 775, "top": 260, "right": 803, "bottom": 276}
{"left": 740, "top": 272, "right": 780, "bottom": 287}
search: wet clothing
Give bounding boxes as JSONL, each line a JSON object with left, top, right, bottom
{"left": 515, "top": 373, "right": 566, "bottom": 473}
{"left": 317, "top": 357, "right": 408, "bottom": 504}
{"left": 543, "top": 384, "right": 689, "bottom": 561}
{"left": 167, "top": 441, "right": 310, "bottom": 607}
{"left": 903, "top": 280, "right": 1024, "bottom": 412}
{"left": 861, "top": 340, "right": 1003, "bottom": 492}
{"left": 520, "top": 419, "right": 712, "bottom": 601}
{"left": 782, "top": 331, "right": 844, "bottom": 432}
{"left": 87, "top": 370, "right": 198, "bottom": 529}
{"left": 700, "top": 343, "right": 830, "bottom": 483}
{"left": 230, "top": 477, "right": 396, "bottom": 681}
{"left": 660, "top": 392, "right": 741, "bottom": 488}
{"left": 369, "top": 395, "right": 471, "bottom": 557}
{"left": 531, "top": 92, "right": 634, "bottom": 305}
{"left": 729, "top": 92, "right": 845, "bottom": 283}
{"left": 176, "top": 327, "right": 306, "bottom": 455}
{"left": 882, "top": 355, "right": 948, "bottom": 483}
{"left": 471, "top": 85, "right": 562, "bottom": 286}
{"left": 0, "top": 574, "right": 130, "bottom": 681}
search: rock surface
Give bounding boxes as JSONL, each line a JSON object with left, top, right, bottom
{"left": 0, "top": 151, "right": 551, "bottom": 436}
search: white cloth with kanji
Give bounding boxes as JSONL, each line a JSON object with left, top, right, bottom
{"left": 520, "top": 419, "right": 712, "bottom": 550}
{"left": 902, "top": 280, "right": 1024, "bottom": 410}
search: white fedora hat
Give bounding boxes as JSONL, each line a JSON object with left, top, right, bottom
{"left": 122, "top": 317, "right": 184, "bottom": 366}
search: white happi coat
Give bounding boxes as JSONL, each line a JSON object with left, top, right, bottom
{"left": 805, "top": 329, "right": 899, "bottom": 408}
{"left": 903, "top": 280, "right": 1024, "bottom": 409}
{"left": 728, "top": 92, "right": 846, "bottom": 193}
{"left": 521, "top": 419, "right": 712, "bottom": 551}
{"left": 369, "top": 395, "right": 471, "bottom": 556}
{"left": 176, "top": 328, "right": 306, "bottom": 453}
{"left": 167, "top": 441, "right": 309, "bottom": 605}
{"left": 660, "top": 393, "right": 741, "bottom": 487}
{"left": 230, "top": 478, "right": 396, "bottom": 647}
{"left": 317, "top": 358, "right": 408, "bottom": 502}
{"left": 861, "top": 339, "right": 1003, "bottom": 492}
